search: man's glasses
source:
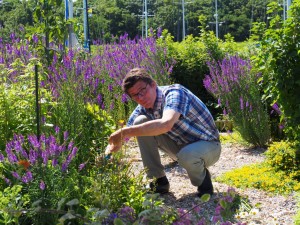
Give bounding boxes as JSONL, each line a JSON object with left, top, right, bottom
{"left": 131, "top": 83, "right": 149, "bottom": 100}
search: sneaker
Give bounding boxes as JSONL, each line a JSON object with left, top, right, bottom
{"left": 197, "top": 168, "right": 213, "bottom": 197}
{"left": 149, "top": 176, "right": 170, "bottom": 194}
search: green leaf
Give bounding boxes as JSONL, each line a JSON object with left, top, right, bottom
{"left": 66, "top": 199, "right": 79, "bottom": 206}
{"left": 114, "top": 218, "right": 125, "bottom": 225}
{"left": 200, "top": 193, "right": 211, "bottom": 202}
{"left": 57, "top": 198, "right": 66, "bottom": 210}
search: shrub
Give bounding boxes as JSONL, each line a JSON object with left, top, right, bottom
{"left": 253, "top": 0, "right": 300, "bottom": 142}
{"left": 0, "top": 130, "right": 85, "bottom": 224}
{"left": 89, "top": 151, "right": 147, "bottom": 213}
{"left": 0, "top": 185, "right": 29, "bottom": 224}
{"left": 264, "top": 141, "right": 300, "bottom": 175}
{"left": 204, "top": 56, "right": 271, "bottom": 147}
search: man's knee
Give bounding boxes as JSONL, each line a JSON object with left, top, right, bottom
{"left": 133, "top": 115, "right": 149, "bottom": 125}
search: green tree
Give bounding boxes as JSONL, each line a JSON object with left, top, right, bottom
{"left": 254, "top": 0, "right": 300, "bottom": 141}
{"left": 0, "top": 0, "right": 33, "bottom": 41}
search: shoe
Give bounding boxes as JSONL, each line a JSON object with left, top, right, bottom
{"left": 197, "top": 168, "right": 213, "bottom": 197}
{"left": 149, "top": 176, "right": 170, "bottom": 194}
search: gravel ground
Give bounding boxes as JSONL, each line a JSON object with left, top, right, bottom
{"left": 123, "top": 140, "right": 297, "bottom": 225}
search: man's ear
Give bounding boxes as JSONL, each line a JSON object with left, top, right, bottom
{"left": 150, "top": 81, "right": 157, "bottom": 88}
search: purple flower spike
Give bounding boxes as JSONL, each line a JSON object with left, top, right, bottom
{"left": 239, "top": 96, "right": 244, "bottom": 110}
{"left": 0, "top": 153, "right": 4, "bottom": 161}
{"left": 54, "top": 126, "right": 60, "bottom": 134}
{"left": 40, "top": 180, "right": 46, "bottom": 190}
{"left": 78, "top": 163, "right": 86, "bottom": 171}
{"left": 12, "top": 171, "right": 20, "bottom": 180}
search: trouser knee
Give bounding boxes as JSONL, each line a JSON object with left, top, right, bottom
{"left": 133, "top": 115, "right": 149, "bottom": 125}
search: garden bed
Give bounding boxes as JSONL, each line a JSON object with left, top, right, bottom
{"left": 124, "top": 140, "right": 297, "bottom": 224}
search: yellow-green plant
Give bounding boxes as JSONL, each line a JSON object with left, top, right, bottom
{"left": 0, "top": 185, "right": 29, "bottom": 224}
{"left": 217, "top": 162, "right": 300, "bottom": 195}
{"left": 264, "top": 141, "right": 300, "bottom": 175}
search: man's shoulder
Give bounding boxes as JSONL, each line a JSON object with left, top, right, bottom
{"left": 160, "top": 84, "right": 184, "bottom": 92}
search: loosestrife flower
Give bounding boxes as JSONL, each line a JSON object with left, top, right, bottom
{"left": 1, "top": 127, "right": 80, "bottom": 188}
{"left": 40, "top": 180, "right": 46, "bottom": 190}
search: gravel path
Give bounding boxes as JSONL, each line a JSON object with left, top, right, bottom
{"left": 124, "top": 140, "right": 297, "bottom": 224}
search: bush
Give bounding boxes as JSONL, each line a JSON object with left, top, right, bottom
{"left": 264, "top": 141, "right": 300, "bottom": 174}
{"left": 253, "top": 0, "right": 300, "bottom": 142}
{"left": 204, "top": 56, "right": 271, "bottom": 147}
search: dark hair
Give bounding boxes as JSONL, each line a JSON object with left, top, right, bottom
{"left": 122, "top": 68, "right": 154, "bottom": 94}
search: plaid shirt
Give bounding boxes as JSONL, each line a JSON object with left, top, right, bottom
{"left": 127, "top": 84, "right": 219, "bottom": 145}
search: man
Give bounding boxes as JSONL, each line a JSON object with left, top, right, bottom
{"left": 106, "top": 68, "right": 221, "bottom": 197}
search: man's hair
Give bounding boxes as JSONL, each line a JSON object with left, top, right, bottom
{"left": 122, "top": 68, "right": 154, "bottom": 94}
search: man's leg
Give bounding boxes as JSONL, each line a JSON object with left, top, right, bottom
{"left": 133, "top": 115, "right": 181, "bottom": 179}
{"left": 176, "top": 140, "right": 221, "bottom": 187}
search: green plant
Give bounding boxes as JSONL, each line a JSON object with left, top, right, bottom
{"left": 0, "top": 130, "right": 86, "bottom": 224}
{"left": 0, "top": 59, "right": 50, "bottom": 150}
{"left": 217, "top": 162, "right": 300, "bottom": 195}
{"left": 90, "top": 151, "right": 147, "bottom": 213}
{"left": 264, "top": 141, "right": 300, "bottom": 174}
{"left": 253, "top": 0, "right": 300, "bottom": 142}
{"left": 204, "top": 55, "right": 271, "bottom": 147}
{"left": 0, "top": 185, "right": 30, "bottom": 224}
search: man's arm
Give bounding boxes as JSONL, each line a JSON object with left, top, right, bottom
{"left": 106, "top": 109, "right": 181, "bottom": 153}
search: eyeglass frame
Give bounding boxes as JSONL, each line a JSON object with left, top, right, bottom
{"left": 130, "top": 83, "right": 149, "bottom": 100}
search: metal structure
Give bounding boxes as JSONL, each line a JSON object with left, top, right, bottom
{"left": 140, "top": 0, "right": 154, "bottom": 38}
{"left": 214, "top": 0, "right": 218, "bottom": 39}
{"left": 83, "top": 0, "right": 90, "bottom": 51}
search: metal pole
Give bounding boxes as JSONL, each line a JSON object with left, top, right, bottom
{"left": 83, "top": 0, "right": 90, "bottom": 52}
{"left": 34, "top": 65, "right": 40, "bottom": 141}
{"left": 215, "top": 0, "right": 218, "bottom": 39}
{"left": 283, "top": 0, "right": 286, "bottom": 20}
{"left": 145, "top": 0, "right": 148, "bottom": 37}
{"left": 182, "top": 0, "right": 185, "bottom": 40}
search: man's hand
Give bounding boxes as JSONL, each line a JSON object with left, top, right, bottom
{"left": 106, "top": 129, "right": 123, "bottom": 154}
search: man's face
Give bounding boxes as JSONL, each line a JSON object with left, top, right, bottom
{"left": 127, "top": 80, "right": 157, "bottom": 109}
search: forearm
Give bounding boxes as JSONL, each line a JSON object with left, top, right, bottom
{"left": 122, "top": 119, "right": 171, "bottom": 139}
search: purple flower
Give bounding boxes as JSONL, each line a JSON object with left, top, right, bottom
{"left": 32, "top": 34, "right": 38, "bottom": 44}
{"left": 21, "top": 171, "right": 33, "bottom": 183}
{"left": 78, "top": 163, "right": 86, "bottom": 171}
{"left": 28, "top": 135, "right": 40, "bottom": 148}
{"left": 63, "top": 131, "right": 69, "bottom": 140}
{"left": 240, "top": 96, "right": 244, "bottom": 110}
{"left": 97, "top": 94, "right": 103, "bottom": 106}
{"left": 54, "top": 126, "right": 60, "bottom": 134}
{"left": 0, "top": 153, "right": 4, "bottom": 161}
{"left": 40, "top": 180, "right": 46, "bottom": 190}
{"left": 12, "top": 171, "right": 20, "bottom": 180}
{"left": 271, "top": 103, "right": 282, "bottom": 115}
{"left": 121, "top": 94, "right": 128, "bottom": 103}
{"left": 4, "top": 177, "right": 11, "bottom": 185}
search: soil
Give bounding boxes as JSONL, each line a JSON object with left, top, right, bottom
{"left": 123, "top": 139, "right": 297, "bottom": 225}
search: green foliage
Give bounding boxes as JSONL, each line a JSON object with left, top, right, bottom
{"left": 0, "top": 185, "right": 30, "bottom": 224}
{"left": 253, "top": 0, "right": 300, "bottom": 142}
{"left": 220, "top": 132, "right": 249, "bottom": 146}
{"left": 264, "top": 141, "right": 300, "bottom": 175}
{"left": 26, "top": 0, "right": 67, "bottom": 64}
{"left": 157, "top": 28, "right": 223, "bottom": 117}
{"left": 90, "top": 152, "right": 147, "bottom": 213}
{"left": 217, "top": 162, "right": 300, "bottom": 195}
{"left": 0, "top": 59, "right": 50, "bottom": 150}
